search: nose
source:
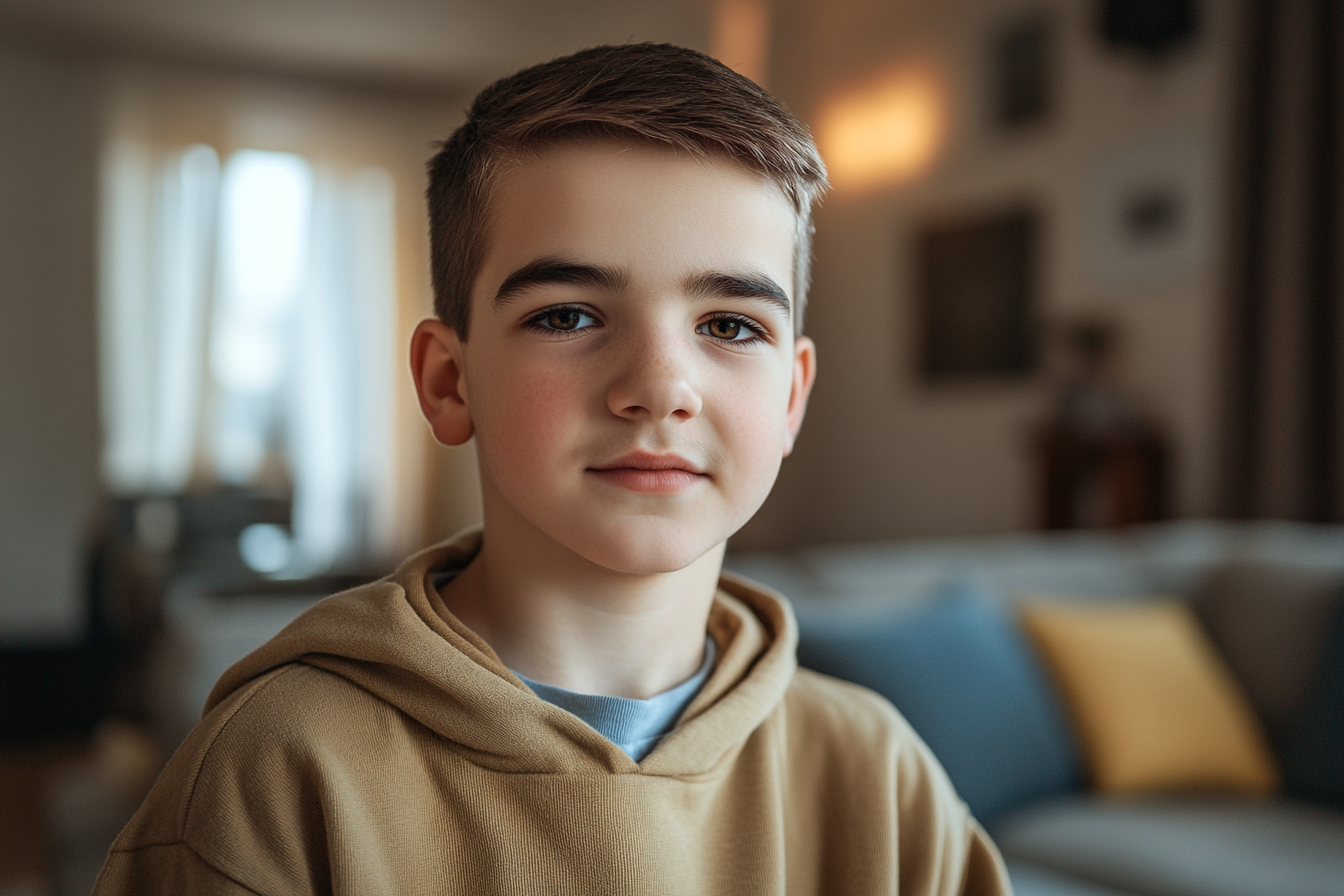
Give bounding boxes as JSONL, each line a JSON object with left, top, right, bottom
{"left": 606, "top": 329, "right": 704, "bottom": 422}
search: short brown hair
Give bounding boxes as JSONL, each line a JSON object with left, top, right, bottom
{"left": 427, "top": 43, "right": 828, "bottom": 338}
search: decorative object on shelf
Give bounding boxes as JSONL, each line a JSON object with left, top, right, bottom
{"left": 1034, "top": 317, "right": 1169, "bottom": 529}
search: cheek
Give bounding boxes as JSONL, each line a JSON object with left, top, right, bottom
{"left": 716, "top": 367, "right": 791, "bottom": 489}
{"left": 473, "top": 360, "right": 584, "bottom": 476}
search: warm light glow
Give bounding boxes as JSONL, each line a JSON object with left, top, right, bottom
{"left": 712, "top": 0, "right": 770, "bottom": 86}
{"left": 819, "top": 69, "right": 945, "bottom": 190}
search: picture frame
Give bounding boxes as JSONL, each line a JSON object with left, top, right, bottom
{"left": 1083, "top": 133, "right": 1211, "bottom": 293}
{"left": 917, "top": 206, "right": 1040, "bottom": 381}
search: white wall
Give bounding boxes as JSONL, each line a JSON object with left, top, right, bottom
{"left": 0, "top": 47, "right": 103, "bottom": 641}
{"left": 738, "top": 0, "right": 1243, "bottom": 548}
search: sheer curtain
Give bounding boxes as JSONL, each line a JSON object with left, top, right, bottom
{"left": 100, "top": 140, "right": 399, "bottom": 574}
{"left": 100, "top": 142, "right": 218, "bottom": 495}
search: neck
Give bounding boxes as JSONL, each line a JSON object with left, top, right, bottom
{"left": 438, "top": 498, "right": 723, "bottom": 700}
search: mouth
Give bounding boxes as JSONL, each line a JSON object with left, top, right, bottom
{"left": 587, "top": 452, "right": 708, "bottom": 494}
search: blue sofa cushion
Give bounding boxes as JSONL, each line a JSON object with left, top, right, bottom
{"left": 1283, "top": 586, "right": 1344, "bottom": 806}
{"left": 797, "top": 588, "right": 1081, "bottom": 822}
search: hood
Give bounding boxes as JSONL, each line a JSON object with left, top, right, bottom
{"left": 203, "top": 529, "right": 798, "bottom": 777}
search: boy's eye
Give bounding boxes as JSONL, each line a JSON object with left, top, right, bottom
{"left": 706, "top": 318, "right": 741, "bottom": 340}
{"left": 547, "top": 309, "right": 584, "bottom": 330}
{"left": 528, "top": 306, "right": 598, "bottom": 333}
{"left": 697, "top": 315, "right": 763, "bottom": 343}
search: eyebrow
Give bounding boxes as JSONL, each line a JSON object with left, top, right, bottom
{"left": 491, "top": 257, "right": 792, "bottom": 320}
{"left": 684, "top": 271, "right": 792, "bottom": 319}
{"left": 492, "top": 258, "right": 630, "bottom": 308}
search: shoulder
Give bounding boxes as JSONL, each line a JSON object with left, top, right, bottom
{"left": 110, "top": 662, "right": 394, "bottom": 884}
{"left": 115, "top": 666, "right": 389, "bottom": 843}
{"left": 187, "top": 660, "right": 412, "bottom": 814}
{"left": 779, "top": 667, "right": 962, "bottom": 798}
{"left": 770, "top": 671, "right": 1012, "bottom": 894}
{"left": 122, "top": 661, "right": 376, "bottom": 818}
{"left": 784, "top": 666, "right": 914, "bottom": 746}
{"left": 206, "top": 660, "right": 391, "bottom": 748}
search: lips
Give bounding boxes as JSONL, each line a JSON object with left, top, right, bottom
{"left": 588, "top": 452, "right": 707, "bottom": 493}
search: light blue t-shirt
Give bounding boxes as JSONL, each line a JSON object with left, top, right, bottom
{"left": 514, "top": 637, "right": 717, "bottom": 762}
{"left": 430, "top": 569, "right": 717, "bottom": 762}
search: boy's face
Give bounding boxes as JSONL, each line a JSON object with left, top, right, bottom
{"left": 416, "top": 139, "right": 815, "bottom": 575}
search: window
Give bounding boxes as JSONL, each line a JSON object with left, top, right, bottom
{"left": 101, "top": 142, "right": 397, "bottom": 575}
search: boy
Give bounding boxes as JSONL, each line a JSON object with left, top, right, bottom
{"left": 96, "top": 44, "right": 1010, "bottom": 895}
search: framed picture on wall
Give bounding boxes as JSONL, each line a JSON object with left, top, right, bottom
{"left": 990, "top": 14, "right": 1053, "bottom": 129}
{"left": 1084, "top": 133, "right": 1211, "bottom": 293}
{"left": 917, "top": 206, "right": 1040, "bottom": 381}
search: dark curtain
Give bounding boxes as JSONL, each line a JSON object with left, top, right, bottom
{"left": 1224, "top": 0, "right": 1344, "bottom": 521}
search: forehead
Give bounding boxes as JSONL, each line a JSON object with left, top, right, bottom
{"left": 474, "top": 139, "right": 798, "bottom": 304}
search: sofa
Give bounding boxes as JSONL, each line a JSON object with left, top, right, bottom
{"left": 725, "top": 519, "right": 1344, "bottom": 896}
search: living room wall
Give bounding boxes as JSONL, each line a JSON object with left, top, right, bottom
{"left": 736, "top": 0, "right": 1245, "bottom": 548}
{"left": 0, "top": 2, "right": 1252, "bottom": 635}
{"left": 0, "top": 46, "right": 103, "bottom": 641}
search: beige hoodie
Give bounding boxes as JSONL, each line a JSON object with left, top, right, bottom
{"left": 94, "top": 531, "right": 1010, "bottom": 895}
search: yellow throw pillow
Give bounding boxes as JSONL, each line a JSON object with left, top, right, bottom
{"left": 1019, "top": 599, "right": 1279, "bottom": 796}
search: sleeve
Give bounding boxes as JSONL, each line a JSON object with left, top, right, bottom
{"left": 782, "top": 671, "right": 1015, "bottom": 895}
{"left": 957, "top": 818, "right": 1014, "bottom": 896}
{"left": 889, "top": 703, "right": 1014, "bottom": 896}
{"left": 90, "top": 667, "right": 329, "bottom": 896}
{"left": 94, "top": 843, "right": 264, "bottom": 895}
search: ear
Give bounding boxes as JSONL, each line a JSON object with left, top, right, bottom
{"left": 783, "top": 335, "right": 817, "bottom": 456}
{"left": 410, "top": 319, "right": 474, "bottom": 446}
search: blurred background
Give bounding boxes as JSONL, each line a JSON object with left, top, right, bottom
{"left": 2, "top": 0, "right": 1342, "bottom": 893}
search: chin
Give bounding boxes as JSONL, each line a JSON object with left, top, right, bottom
{"left": 566, "top": 519, "right": 725, "bottom": 576}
